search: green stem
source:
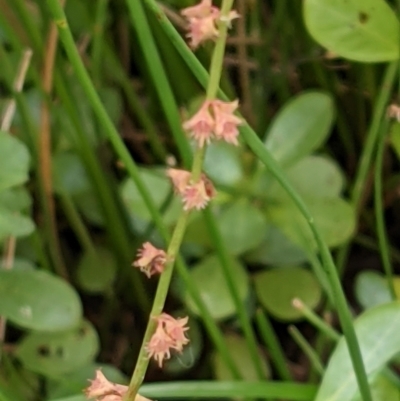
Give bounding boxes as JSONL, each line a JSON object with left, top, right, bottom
{"left": 139, "top": 3, "right": 373, "bottom": 399}
{"left": 288, "top": 326, "right": 325, "bottom": 377}
{"left": 255, "top": 309, "right": 292, "bottom": 381}
{"left": 374, "top": 119, "right": 396, "bottom": 299}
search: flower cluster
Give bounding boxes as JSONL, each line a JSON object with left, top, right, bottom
{"left": 146, "top": 313, "right": 190, "bottom": 367}
{"left": 167, "top": 168, "right": 216, "bottom": 210}
{"left": 181, "top": 0, "right": 239, "bottom": 49}
{"left": 183, "top": 99, "right": 242, "bottom": 147}
{"left": 132, "top": 242, "right": 167, "bottom": 278}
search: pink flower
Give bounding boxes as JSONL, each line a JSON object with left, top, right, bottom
{"left": 181, "top": 0, "right": 215, "bottom": 19}
{"left": 388, "top": 104, "right": 400, "bottom": 122}
{"left": 146, "top": 313, "right": 190, "bottom": 367}
{"left": 133, "top": 242, "right": 167, "bottom": 278}
{"left": 183, "top": 100, "right": 214, "bottom": 147}
{"left": 166, "top": 168, "right": 191, "bottom": 195}
{"left": 211, "top": 99, "right": 242, "bottom": 145}
{"left": 186, "top": 15, "right": 219, "bottom": 49}
{"left": 84, "top": 370, "right": 128, "bottom": 400}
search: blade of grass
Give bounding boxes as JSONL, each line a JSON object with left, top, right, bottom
{"left": 140, "top": 3, "right": 373, "bottom": 400}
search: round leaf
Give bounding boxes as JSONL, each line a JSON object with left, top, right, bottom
{"left": 217, "top": 199, "right": 266, "bottom": 255}
{"left": 264, "top": 92, "right": 334, "bottom": 167}
{"left": 0, "top": 269, "right": 82, "bottom": 331}
{"left": 315, "top": 301, "right": 400, "bottom": 401}
{"left": 213, "top": 334, "right": 270, "bottom": 381}
{"left": 254, "top": 266, "right": 322, "bottom": 321}
{"left": 16, "top": 320, "right": 99, "bottom": 377}
{"left": 355, "top": 271, "right": 392, "bottom": 310}
{"left": 304, "top": 0, "right": 400, "bottom": 62}
{"left": 184, "top": 255, "right": 250, "bottom": 320}
{"left": 267, "top": 155, "right": 344, "bottom": 200}
{"left": 245, "top": 225, "right": 308, "bottom": 266}
{"left": 76, "top": 248, "right": 117, "bottom": 293}
{"left": 0, "top": 131, "right": 30, "bottom": 191}
{"left": 0, "top": 206, "right": 35, "bottom": 240}
{"left": 203, "top": 142, "right": 243, "bottom": 187}
{"left": 268, "top": 197, "right": 355, "bottom": 250}
{"left": 0, "top": 187, "right": 32, "bottom": 212}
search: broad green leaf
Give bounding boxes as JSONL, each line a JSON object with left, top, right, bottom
{"left": 355, "top": 271, "right": 392, "bottom": 310}
{"left": 267, "top": 155, "right": 344, "bottom": 200}
{"left": 213, "top": 334, "right": 270, "bottom": 380}
{"left": 0, "top": 269, "right": 82, "bottom": 331}
{"left": 254, "top": 266, "right": 322, "bottom": 321}
{"left": 76, "top": 248, "right": 117, "bottom": 293}
{"left": 0, "top": 131, "right": 30, "bottom": 191}
{"left": 304, "top": 0, "right": 399, "bottom": 62}
{"left": 203, "top": 142, "right": 243, "bottom": 187}
{"left": 184, "top": 254, "right": 249, "bottom": 320}
{"left": 264, "top": 92, "right": 334, "bottom": 167}
{"left": 351, "top": 374, "right": 400, "bottom": 401}
{"left": 0, "top": 187, "right": 32, "bottom": 212}
{"left": 268, "top": 197, "right": 355, "bottom": 249}
{"left": 121, "top": 168, "right": 181, "bottom": 228}
{"left": 315, "top": 302, "right": 400, "bottom": 401}
{"left": 217, "top": 199, "right": 266, "bottom": 255}
{"left": 16, "top": 320, "right": 99, "bottom": 377}
{"left": 245, "top": 225, "right": 308, "bottom": 266}
{"left": 0, "top": 206, "right": 35, "bottom": 241}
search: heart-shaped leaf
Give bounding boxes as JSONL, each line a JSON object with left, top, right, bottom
{"left": 303, "top": 0, "right": 399, "bottom": 62}
{"left": 264, "top": 92, "right": 334, "bottom": 168}
{"left": 254, "top": 266, "right": 322, "bottom": 321}
{"left": 315, "top": 301, "right": 400, "bottom": 401}
{"left": 16, "top": 320, "right": 99, "bottom": 377}
{"left": 0, "top": 131, "right": 30, "bottom": 191}
{"left": 0, "top": 269, "right": 82, "bottom": 331}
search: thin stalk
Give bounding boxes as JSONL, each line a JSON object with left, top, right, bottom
{"left": 336, "top": 62, "right": 398, "bottom": 275}
{"left": 125, "top": 0, "right": 192, "bottom": 168}
{"left": 203, "top": 209, "right": 266, "bottom": 379}
{"left": 255, "top": 309, "right": 292, "bottom": 381}
{"left": 374, "top": 119, "right": 396, "bottom": 299}
{"left": 292, "top": 299, "right": 340, "bottom": 342}
{"left": 48, "top": 7, "right": 239, "bottom": 384}
{"left": 355, "top": 234, "right": 400, "bottom": 264}
{"left": 140, "top": 3, "right": 373, "bottom": 399}
{"left": 288, "top": 325, "right": 325, "bottom": 377}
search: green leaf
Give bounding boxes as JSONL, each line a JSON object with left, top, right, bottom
{"left": 315, "top": 301, "right": 400, "bottom": 401}
{"left": 351, "top": 374, "right": 400, "bottom": 401}
{"left": 245, "top": 225, "right": 308, "bottom": 266}
{"left": 213, "top": 334, "right": 270, "bottom": 380}
{"left": 203, "top": 142, "right": 243, "bottom": 187}
{"left": 121, "top": 168, "right": 181, "bottom": 228}
{"left": 16, "top": 320, "right": 99, "bottom": 378}
{"left": 268, "top": 197, "right": 355, "bottom": 249}
{"left": 355, "top": 271, "right": 392, "bottom": 310}
{"left": 0, "top": 206, "right": 35, "bottom": 241}
{"left": 303, "top": 0, "right": 400, "bottom": 62}
{"left": 0, "top": 131, "right": 30, "bottom": 191}
{"left": 254, "top": 266, "right": 322, "bottom": 321}
{"left": 267, "top": 155, "right": 344, "bottom": 200}
{"left": 184, "top": 254, "right": 250, "bottom": 320}
{"left": 0, "top": 187, "right": 32, "bottom": 212}
{"left": 217, "top": 199, "right": 266, "bottom": 255}
{"left": 76, "top": 248, "right": 117, "bottom": 293}
{"left": 264, "top": 92, "right": 334, "bottom": 167}
{"left": 0, "top": 269, "right": 82, "bottom": 331}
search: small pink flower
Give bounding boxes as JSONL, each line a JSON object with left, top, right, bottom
{"left": 181, "top": 0, "right": 215, "bottom": 19}
{"left": 183, "top": 180, "right": 212, "bottom": 211}
{"left": 211, "top": 99, "right": 242, "bottom": 145}
{"left": 183, "top": 100, "right": 214, "bottom": 147}
{"left": 186, "top": 15, "right": 219, "bottom": 49}
{"left": 146, "top": 313, "right": 190, "bottom": 367}
{"left": 84, "top": 370, "right": 128, "bottom": 400}
{"left": 166, "top": 168, "right": 191, "bottom": 195}
{"left": 219, "top": 10, "right": 240, "bottom": 27}
{"left": 388, "top": 104, "right": 400, "bottom": 122}
{"left": 133, "top": 242, "right": 167, "bottom": 278}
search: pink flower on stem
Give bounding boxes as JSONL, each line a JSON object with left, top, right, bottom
{"left": 180, "top": 0, "right": 215, "bottom": 19}
{"left": 186, "top": 15, "right": 219, "bottom": 49}
{"left": 146, "top": 313, "right": 190, "bottom": 367}
{"left": 84, "top": 370, "right": 128, "bottom": 400}
{"left": 166, "top": 168, "right": 191, "bottom": 195}
{"left": 211, "top": 99, "right": 242, "bottom": 145}
{"left": 133, "top": 242, "right": 167, "bottom": 278}
{"left": 182, "top": 100, "right": 214, "bottom": 147}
